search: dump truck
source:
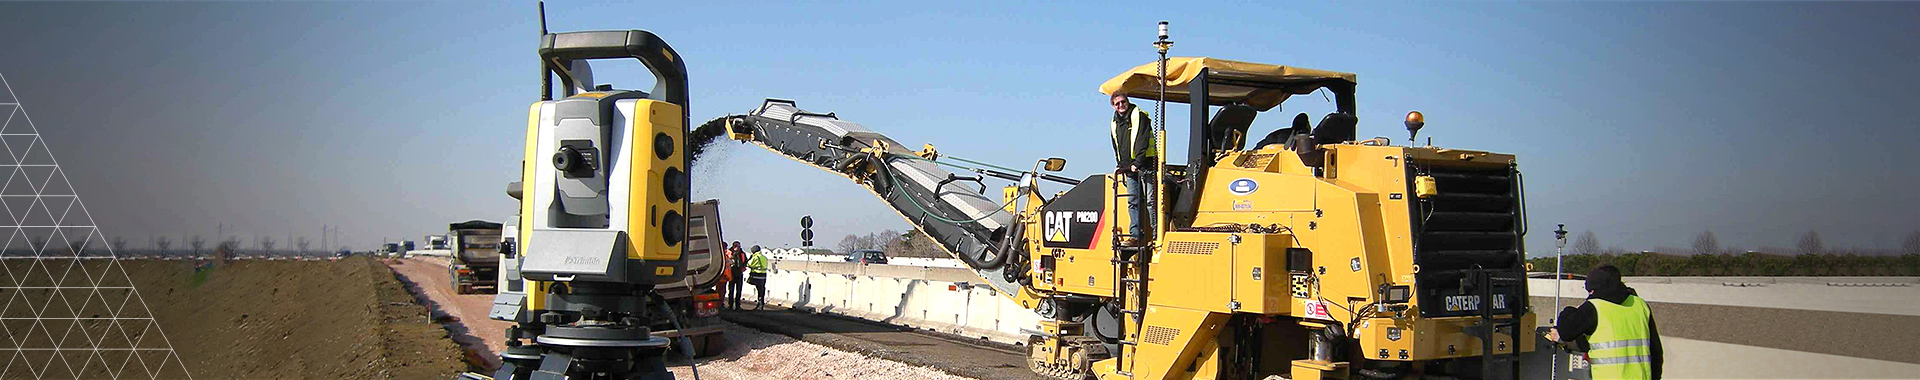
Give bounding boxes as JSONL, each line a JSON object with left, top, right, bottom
{"left": 650, "top": 199, "right": 729, "bottom": 357}
{"left": 448, "top": 220, "right": 505, "bottom": 294}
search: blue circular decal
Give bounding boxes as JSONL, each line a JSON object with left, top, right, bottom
{"left": 1229, "top": 178, "right": 1259, "bottom": 195}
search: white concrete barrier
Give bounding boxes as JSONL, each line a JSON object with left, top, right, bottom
{"left": 761, "top": 259, "right": 1036, "bottom": 345}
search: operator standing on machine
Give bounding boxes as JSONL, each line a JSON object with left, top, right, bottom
{"left": 1548, "top": 265, "right": 1665, "bottom": 380}
{"left": 1110, "top": 92, "right": 1157, "bottom": 246}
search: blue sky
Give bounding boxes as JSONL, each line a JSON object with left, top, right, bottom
{"left": 0, "top": 1, "right": 1915, "bottom": 254}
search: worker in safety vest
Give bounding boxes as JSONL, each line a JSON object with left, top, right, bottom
{"left": 1109, "top": 92, "right": 1157, "bottom": 246}
{"left": 746, "top": 246, "right": 770, "bottom": 310}
{"left": 1548, "top": 264, "right": 1663, "bottom": 379}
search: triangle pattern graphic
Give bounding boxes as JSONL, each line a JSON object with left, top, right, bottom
{"left": 0, "top": 73, "right": 192, "bottom": 379}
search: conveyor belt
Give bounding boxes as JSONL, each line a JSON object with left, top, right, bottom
{"left": 708, "top": 99, "right": 1025, "bottom": 298}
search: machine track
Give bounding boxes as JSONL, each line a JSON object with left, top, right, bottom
{"left": 1026, "top": 336, "right": 1108, "bottom": 380}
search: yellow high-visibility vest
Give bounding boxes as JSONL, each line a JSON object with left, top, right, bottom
{"left": 747, "top": 252, "right": 769, "bottom": 274}
{"left": 1587, "top": 295, "right": 1654, "bottom": 380}
{"left": 1110, "top": 107, "right": 1158, "bottom": 167}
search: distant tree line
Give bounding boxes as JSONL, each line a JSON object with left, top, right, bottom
{"left": 835, "top": 229, "right": 951, "bottom": 259}
{"left": 1529, "top": 230, "right": 1920, "bottom": 276}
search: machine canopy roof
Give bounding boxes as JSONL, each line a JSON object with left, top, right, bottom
{"left": 1099, "top": 57, "right": 1357, "bottom": 111}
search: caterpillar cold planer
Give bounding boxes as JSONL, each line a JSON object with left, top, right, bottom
{"left": 711, "top": 55, "right": 1535, "bottom": 379}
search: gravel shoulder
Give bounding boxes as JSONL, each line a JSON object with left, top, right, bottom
{"left": 721, "top": 305, "right": 1037, "bottom": 380}
{"left": 386, "top": 256, "right": 511, "bottom": 370}
{"left": 664, "top": 320, "right": 977, "bottom": 380}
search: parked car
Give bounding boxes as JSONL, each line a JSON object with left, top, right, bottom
{"left": 846, "top": 249, "right": 888, "bottom": 264}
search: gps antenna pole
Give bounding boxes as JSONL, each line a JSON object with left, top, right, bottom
{"left": 1552, "top": 223, "right": 1569, "bottom": 380}
{"left": 1152, "top": 21, "right": 1172, "bottom": 245}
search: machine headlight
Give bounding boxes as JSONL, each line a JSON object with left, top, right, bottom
{"left": 1382, "top": 284, "right": 1411, "bottom": 304}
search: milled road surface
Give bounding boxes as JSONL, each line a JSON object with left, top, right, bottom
{"left": 723, "top": 305, "right": 1039, "bottom": 380}
{"left": 387, "top": 257, "right": 511, "bottom": 370}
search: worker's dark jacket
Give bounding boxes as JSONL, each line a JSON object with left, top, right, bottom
{"left": 1556, "top": 287, "right": 1664, "bottom": 379}
{"left": 1110, "top": 105, "right": 1157, "bottom": 170}
{"left": 728, "top": 248, "right": 747, "bottom": 272}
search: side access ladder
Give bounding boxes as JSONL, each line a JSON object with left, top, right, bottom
{"left": 1110, "top": 176, "right": 1153, "bottom": 378}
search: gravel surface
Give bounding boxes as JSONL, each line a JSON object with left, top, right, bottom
{"left": 388, "top": 257, "right": 510, "bottom": 370}
{"left": 723, "top": 307, "right": 1039, "bottom": 380}
{"left": 666, "top": 321, "right": 976, "bottom": 380}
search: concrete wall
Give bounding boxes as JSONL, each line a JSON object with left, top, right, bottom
{"left": 762, "top": 259, "right": 1035, "bottom": 344}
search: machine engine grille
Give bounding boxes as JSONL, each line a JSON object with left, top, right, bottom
{"left": 1409, "top": 163, "right": 1525, "bottom": 317}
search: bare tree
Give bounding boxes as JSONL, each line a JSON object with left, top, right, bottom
{"left": 1797, "top": 230, "right": 1825, "bottom": 255}
{"left": 155, "top": 236, "right": 172, "bottom": 252}
{"left": 189, "top": 235, "right": 206, "bottom": 253}
{"left": 1573, "top": 231, "right": 1601, "bottom": 256}
{"left": 215, "top": 239, "right": 239, "bottom": 261}
{"left": 260, "top": 236, "right": 277, "bottom": 252}
{"left": 875, "top": 229, "right": 904, "bottom": 253}
{"left": 296, "top": 237, "right": 311, "bottom": 253}
{"left": 892, "top": 230, "right": 948, "bottom": 258}
{"left": 837, "top": 234, "right": 860, "bottom": 254}
{"left": 111, "top": 236, "right": 128, "bottom": 253}
{"left": 1692, "top": 231, "right": 1720, "bottom": 255}
{"left": 1904, "top": 231, "right": 1920, "bottom": 256}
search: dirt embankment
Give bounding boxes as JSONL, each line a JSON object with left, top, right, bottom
{"left": 126, "top": 257, "right": 467, "bottom": 380}
{"left": 385, "top": 256, "right": 511, "bottom": 370}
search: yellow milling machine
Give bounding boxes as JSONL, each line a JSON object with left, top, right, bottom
{"left": 713, "top": 56, "right": 1536, "bottom": 380}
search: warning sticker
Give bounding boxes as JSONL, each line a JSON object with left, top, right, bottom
{"left": 1301, "top": 300, "right": 1334, "bottom": 321}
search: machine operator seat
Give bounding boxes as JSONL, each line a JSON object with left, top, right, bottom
{"left": 1311, "top": 112, "right": 1358, "bottom": 145}
{"left": 1208, "top": 104, "right": 1258, "bottom": 152}
{"left": 1296, "top": 113, "right": 1358, "bottom": 167}
{"left": 1254, "top": 112, "right": 1314, "bottom": 150}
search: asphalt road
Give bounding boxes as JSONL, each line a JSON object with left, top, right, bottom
{"left": 722, "top": 305, "right": 1040, "bottom": 380}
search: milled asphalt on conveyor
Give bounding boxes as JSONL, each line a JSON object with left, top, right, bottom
{"left": 722, "top": 305, "right": 1041, "bottom": 380}
{"left": 1531, "top": 297, "right": 1920, "bottom": 364}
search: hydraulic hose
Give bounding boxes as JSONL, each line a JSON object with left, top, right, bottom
{"left": 652, "top": 295, "right": 699, "bottom": 380}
